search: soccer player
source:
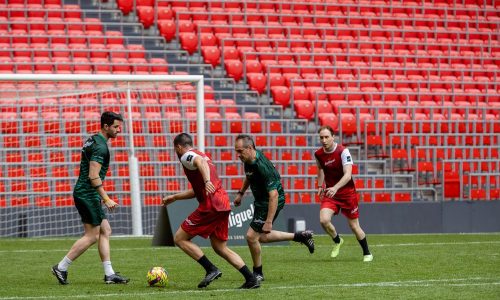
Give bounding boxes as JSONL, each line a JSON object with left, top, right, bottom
{"left": 233, "top": 134, "right": 315, "bottom": 282}
{"left": 52, "top": 111, "right": 129, "bottom": 285}
{"left": 162, "top": 133, "right": 259, "bottom": 289}
{"left": 315, "top": 125, "right": 373, "bottom": 262}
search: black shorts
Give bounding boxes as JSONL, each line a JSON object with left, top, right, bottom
{"left": 249, "top": 203, "right": 284, "bottom": 233}
{"left": 74, "top": 196, "right": 106, "bottom": 226}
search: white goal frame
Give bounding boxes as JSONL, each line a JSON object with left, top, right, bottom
{"left": 0, "top": 74, "right": 205, "bottom": 236}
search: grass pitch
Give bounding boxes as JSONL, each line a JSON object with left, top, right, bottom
{"left": 0, "top": 233, "right": 499, "bottom": 299}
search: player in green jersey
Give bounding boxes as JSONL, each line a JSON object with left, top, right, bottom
{"left": 52, "top": 111, "right": 129, "bottom": 285}
{"left": 233, "top": 134, "right": 315, "bottom": 282}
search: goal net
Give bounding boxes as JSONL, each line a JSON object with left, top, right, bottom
{"left": 0, "top": 74, "right": 204, "bottom": 237}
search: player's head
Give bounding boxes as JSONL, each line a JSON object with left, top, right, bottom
{"left": 235, "top": 134, "right": 256, "bottom": 163}
{"left": 318, "top": 125, "right": 335, "bottom": 151}
{"left": 173, "top": 133, "right": 193, "bottom": 157}
{"left": 101, "top": 111, "right": 123, "bottom": 138}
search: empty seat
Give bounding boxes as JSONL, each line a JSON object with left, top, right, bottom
{"left": 179, "top": 33, "right": 198, "bottom": 55}
{"left": 137, "top": 5, "right": 154, "bottom": 29}
{"left": 243, "top": 112, "right": 262, "bottom": 133}
{"left": 224, "top": 60, "right": 243, "bottom": 82}
{"left": 202, "top": 46, "right": 220, "bottom": 67}
{"left": 246, "top": 73, "right": 267, "bottom": 94}
{"left": 294, "top": 100, "right": 315, "bottom": 120}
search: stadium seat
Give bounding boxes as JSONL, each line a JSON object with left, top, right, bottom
{"left": 116, "top": 0, "right": 133, "bottom": 15}
{"left": 164, "top": 112, "right": 182, "bottom": 133}
{"left": 179, "top": 33, "right": 198, "bottom": 55}
{"left": 242, "top": 112, "right": 262, "bottom": 133}
{"left": 224, "top": 60, "right": 243, "bottom": 82}
{"left": 11, "top": 196, "right": 29, "bottom": 206}
{"left": 246, "top": 73, "right": 267, "bottom": 94}
{"left": 225, "top": 112, "right": 243, "bottom": 133}
{"left": 206, "top": 112, "right": 223, "bottom": 133}
{"left": 255, "top": 135, "right": 268, "bottom": 147}
{"left": 271, "top": 86, "right": 291, "bottom": 107}
{"left": 294, "top": 100, "right": 315, "bottom": 120}
{"left": 166, "top": 181, "right": 180, "bottom": 192}
{"left": 231, "top": 178, "right": 243, "bottom": 190}
{"left": 202, "top": 46, "right": 220, "bottom": 67}
{"left": 137, "top": 5, "right": 154, "bottom": 29}
{"left": 391, "top": 149, "right": 415, "bottom": 172}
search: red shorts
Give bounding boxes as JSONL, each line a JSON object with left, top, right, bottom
{"left": 181, "top": 209, "right": 230, "bottom": 241}
{"left": 320, "top": 194, "right": 359, "bottom": 219}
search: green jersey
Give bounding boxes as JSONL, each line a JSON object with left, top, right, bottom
{"left": 244, "top": 150, "right": 285, "bottom": 208}
{"left": 73, "top": 133, "right": 110, "bottom": 201}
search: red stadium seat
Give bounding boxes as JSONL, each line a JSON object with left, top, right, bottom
{"left": 117, "top": 0, "right": 133, "bottom": 15}
{"left": 202, "top": 46, "right": 220, "bottom": 67}
{"left": 294, "top": 100, "right": 315, "bottom": 120}
{"left": 224, "top": 112, "right": 241, "bottom": 133}
{"left": 319, "top": 113, "right": 339, "bottom": 129}
{"left": 137, "top": 6, "right": 154, "bottom": 29}
{"left": 179, "top": 33, "right": 198, "bottom": 55}
{"left": 271, "top": 86, "right": 291, "bottom": 107}
{"left": 246, "top": 73, "right": 267, "bottom": 94}
{"left": 223, "top": 60, "right": 243, "bottom": 82}
{"left": 231, "top": 178, "right": 243, "bottom": 190}
{"left": 157, "top": 20, "right": 176, "bottom": 42}
{"left": 206, "top": 112, "right": 223, "bottom": 133}
{"left": 138, "top": 59, "right": 161, "bottom": 74}
{"left": 243, "top": 112, "right": 262, "bottom": 133}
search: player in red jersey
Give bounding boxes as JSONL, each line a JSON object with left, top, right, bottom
{"left": 315, "top": 126, "right": 373, "bottom": 262}
{"left": 162, "top": 133, "right": 259, "bottom": 289}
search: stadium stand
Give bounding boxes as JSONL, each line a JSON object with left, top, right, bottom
{"left": 0, "top": 0, "right": 499, "bottom": 236}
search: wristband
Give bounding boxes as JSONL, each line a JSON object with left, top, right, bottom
{"left": 93, "top": 184, "right": 103, "bottom": 189}
{"left": 237, "top": 191, "right": 244, "bottom": 195}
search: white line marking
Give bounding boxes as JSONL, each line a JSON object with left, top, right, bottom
{"left": 5, "top": 233, "right": 498, "bottom": 242}
{"left": 1, "top": 240, "right": 500, "bottom": 254}
{"left": 372, "top": 241, "right": 500, "bottom": 247}
{"left": 0, "top": 278, "right": 497, "bottom": 299}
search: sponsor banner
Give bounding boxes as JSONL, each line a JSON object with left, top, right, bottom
{"left": 166, "top": 194, "right": 287, "bottom": 246}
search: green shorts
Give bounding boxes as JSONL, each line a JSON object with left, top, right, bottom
{"left": 74, "top": 196, "right": 106, "bottom": 226}
{"left": 250, "top": 203, "right": 284, "bottom": 233}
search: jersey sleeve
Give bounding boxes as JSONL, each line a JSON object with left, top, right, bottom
{"left": 341, "top": 148, "right": 354, "bottom": 165}
{"left": 90, "top": 143, "right": 107, "bottom": 164}
{"left": 180, "top": 151, "right": 200, "bottom": 170}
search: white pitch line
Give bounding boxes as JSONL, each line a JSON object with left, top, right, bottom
{"left": 0, "top": 278, "right": 497, "bottom": 300}
{"left": 372, "top": 241, "right": 500, "bottom": 247}
{"left": 1, "top": 240, "right": 500, "bottom": 254}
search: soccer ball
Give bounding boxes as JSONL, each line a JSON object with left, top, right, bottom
{"left": 147, "top": 266, "right": 168, "bottom": 287}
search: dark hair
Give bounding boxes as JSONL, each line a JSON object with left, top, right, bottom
{"left": 101, "top": 111, "right": 123, "bottom": 128}
{"left": 317, "top": 125, "right": 335, "bottom": 136}
{"left": 235, "top": 134, "right": 255, "bottom": 149}
{"left": 173, "top": 133, "right": 193, "bottom": 147}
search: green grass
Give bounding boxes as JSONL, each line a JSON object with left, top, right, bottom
{"left": 0, "top": 234, "right": 499, "bottom": 299}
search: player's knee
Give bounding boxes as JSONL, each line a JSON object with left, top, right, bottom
{"left": 258, "top": 235, "right": 269, "bottom": 243}
{"left": 349, "top": 222, "right": 362, "bottom": 233}
{"left": 100, "top": 227, "right": 112, "bottom": 238}
{"left": 319, "top": 217, "right": 331, "bottom": 228}
{"left": 174, "top": 233, "right": 186, "bottom": 247}
{"left": 246, "top": 233, "right": 258, "bottom": 243}
{"left": 213, "top": 245, "right": 226, "bottom": 256}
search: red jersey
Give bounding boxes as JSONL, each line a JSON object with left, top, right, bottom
{"left": 314, "top": 144, "right": 356, "bottom": 200}
{"left": 180, "top": 149, "right": 231, "bottom": 212}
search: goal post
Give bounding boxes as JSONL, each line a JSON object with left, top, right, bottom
{"left": 0, "top": 73, "right": 204, "bottom": 237}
